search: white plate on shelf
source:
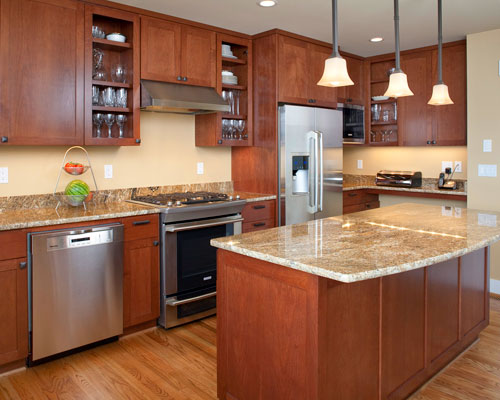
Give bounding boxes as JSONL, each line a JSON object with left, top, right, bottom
{"left": 223, "top": 54, "right": 238, "bottom": 59}
{"left": 372, "top": 96, "right": 390, "bottom": 101}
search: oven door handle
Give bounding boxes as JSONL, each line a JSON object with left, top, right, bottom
{"left": 164, "top": 216, "right": 243, "bottom": 232}
{"left": 166, "top": 291, "right": 216, "bottom": 307}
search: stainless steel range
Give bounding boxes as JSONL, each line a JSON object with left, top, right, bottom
{"left": 129, "top": 191, "right": 245, "bottom": 328}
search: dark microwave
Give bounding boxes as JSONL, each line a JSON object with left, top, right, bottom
{"left": 339, "top": 103, "right": 365, "bottom": 144}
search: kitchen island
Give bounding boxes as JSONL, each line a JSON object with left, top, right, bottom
{"left": 211, "top": 203, "right": 500, "bottom": 400}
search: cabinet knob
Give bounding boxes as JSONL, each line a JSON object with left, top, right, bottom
{"left": 153, "top": 240, "right": 159, "bottom": 246}
{"left": 432, "top": 140, "right": 437, "bottom": 145}
{"left": 19, "top": 261, "right": 27, "bottom": 270}
{"left": 1, "top": 136, "right": 7, "bottom": 143}
{"left": 218, "top": 140, "right": 223, "bottom": 144}
{"left": 177, "top": 76, "right": 182, "bottom": 81}
{"left": 135, "top": 139, "right": 141, "bottom": 144}
{"left": 426, "top": 140, "right": 431, "bottom": 145}
{"left": 183, "top": 77, "right": 188, "bottom": 82}
{"left": 308, "top": 99, "right": 314, "bottom": 103}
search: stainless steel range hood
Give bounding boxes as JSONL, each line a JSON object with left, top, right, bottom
{"left": 140, "top": 80, "right": 230, "bottom": 115}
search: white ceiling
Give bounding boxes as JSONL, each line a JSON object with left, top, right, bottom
{"left": 114, "top": 0, "right": 500, "bottom": 57}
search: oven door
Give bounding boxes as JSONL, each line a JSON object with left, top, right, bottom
{"left": 162, "top": 215, "right": 243, "bottom": 296}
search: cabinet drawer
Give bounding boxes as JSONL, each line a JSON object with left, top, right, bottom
{"left": 123, "top": 215, "right": 159, "bottom": 241}
{"left": 242, "top": 200, "right": 275, "bottom": 223}
{"left": 243, "top": 219, "right": 274, "bottom": 233}
{"left": 0, "top": 230, "right": 26, "bottom": 261}
{"left": 343, "top": 190, "right": 379, "bottom": 206}
{"left": 343, "top": 201, "right": 380, "bottom": 215}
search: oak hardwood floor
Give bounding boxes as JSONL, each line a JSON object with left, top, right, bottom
{"left": 0, "top": 300, "right": 499, "bottom": 399}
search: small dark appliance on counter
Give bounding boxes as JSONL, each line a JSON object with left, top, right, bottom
{"left": 375, "top": 171, "right": 423, "bottom": 188}
{"left": 438, "top": 167, "right": 457, "bottom": 190}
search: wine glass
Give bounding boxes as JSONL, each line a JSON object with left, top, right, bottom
{"left": 227, "top": 91, "right": 234, "bottom": 115}
{"left": 103, "top": 114, "right": 115, "bottom": 138}
{"left": 222, "top": 119, "right": 230, "bottom": 139}
{"left": 92, "top": 86, "right": 100, "bottom": 106}
{"left": 111, "top": 64, "right": 127, "bottom": 83}
{"left": 102, "top": 87, "right": 116, "bottom": 107}
{"left": 234, "top": 90, "right": 240, "bottom": 115}
{"left": 92, "top": 113, "right": 104, "bottom": 138}
{"left": 236, "top": 120, "right": 245, "bottom": 140}
{"left": 116, "top": 114, "right": 127, "bottom": 138}
{"left": 115, "top": 88, "right": 127, "bottom": 108}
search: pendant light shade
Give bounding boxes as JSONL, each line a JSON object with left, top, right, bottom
{"left": 317, "top": 0, "right": 354, "bottom": 88}
{"left": 384, "top": 0, "right": 413, "bottom": 98}
{"left": 428, "top": 0, "right": 453, "bottom": 105}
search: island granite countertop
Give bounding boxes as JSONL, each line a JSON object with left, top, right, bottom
{"left": 211, "top": 203, "right": 500, "bottom": 283}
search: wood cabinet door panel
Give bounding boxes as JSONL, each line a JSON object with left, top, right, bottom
{"left": 123, "top": 238, "right": 160, "bottom": 328}
{"left": 278, "top": 36, "right": 309, "bottom": 104}
{"left": 346, "top": 56, "right": 364, "bottom": 104}
{"left": 461, "top": 249, "right": 486, "bottom": 336}
{"left": 308, "top": 44, "right": 337, "bottom": 107}
{"left": 181, "top": 26, "right": 216, "bottom": 87}
{"left": 140, "top": 16, "right": 181, "bottom": 83}
{"left": 432, "top": 44, "right": 467, "bottom": 145}
{"left": 0, "top": 0, "right": 84, "bottom": 145}
{"left": 399, "top": 51, "right": 433, "bottom": 146}
{"left": 0, "top": 258, "right": 28, "bottom": 365}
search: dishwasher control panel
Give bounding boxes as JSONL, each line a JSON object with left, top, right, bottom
{"left": 47, "top": 229, "right": 114, "bottom": 251}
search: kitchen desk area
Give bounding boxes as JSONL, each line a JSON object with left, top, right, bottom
{"left": 212, "top": 203, "right": 500, "bottom": 400}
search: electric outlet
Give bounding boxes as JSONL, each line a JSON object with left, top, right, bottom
{"left": 357, "top": 160, "right": 363, "bottom": 169}
{"left": 104, "top": 164, "right": 113, "bottom": 179}
{"left": 483, "top": 139, "right": 492, "bottom": 152}
{"left": 454, "top": 161, "right": 462, "bottom": 173}
{"left": 478, "top": 164, "right": 497, "bottom": 177}
{"left": 197, "top": 162, "right": 204, "bottom": 175}
{"left": 0, "top": 167, "right": 8, "bottom": 184}
{"left": 441, "top": 161, "right": 453, "bottom": 172}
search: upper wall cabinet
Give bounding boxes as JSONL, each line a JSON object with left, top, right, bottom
{"left": 337, "top": 55, "right": 366, "bottom": 105}
{"left": 278, "top": 36, "right": 337, "bottom": 108}
{"left": 141, "top": 17, "right": 216, "bottom": 88}
{"left": 0, "top": 0, "right": 84, "bottom": 146}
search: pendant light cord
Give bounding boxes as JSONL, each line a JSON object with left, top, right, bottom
{"left": 437, "top": 0, "right": 443, "bottom": 83}
{"left": 332, "top": 0, "right": 340, "bottom": 57}
{"left": 394, "top": 0, "right": 401, "bottom": 71}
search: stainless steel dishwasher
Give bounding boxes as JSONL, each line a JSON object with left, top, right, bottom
{"left": 30, "top": 224, "right": 124, "bottom": 362}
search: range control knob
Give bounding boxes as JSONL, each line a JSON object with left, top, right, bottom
{"left": 229, "top": 195, "right": 234, "bottom": 200}
{"left": 236, "top": 195, "right": 240, "bottom": 200}
{"left": 167, "top": 201, "right": 173, "bottom": 207}
{"left": 176, "top": 200, "right": 182, "bottom": 206}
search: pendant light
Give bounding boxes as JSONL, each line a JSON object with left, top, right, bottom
{"left": 384, "top": 0, "right": 414, "bottom": 98}
{"left": 428, "top": 0, "right": 453, "bottom": 105}
{"left": 317, "top": 0, "right": 354, "bottom": 87}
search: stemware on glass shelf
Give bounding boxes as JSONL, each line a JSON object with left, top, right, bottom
{"left": 102, "top": 87, "right": 116, "bottom": 107}
{"left": 111, "top": 64, "right": 127, "bottom": 83}
{"left": 92, "top": 86, "right": 100, "bottom": 106}
{"left": 236, "top": 120, "right": 245, "bottom": 140}
{"left": 103, "top": 114, "right": 115, "bottom": 138}
{"left": 227, "top": 91, "right": 234, "bottom": 115}
{"left": 371, "top": 104, "right": 381, "bottom": 121}
{"left": 116, "top": 114, "right": 127, "bottom": 138}
{"left": 92, "top": 26, "right": 106, "bottom": 39}
{"left": 93, "top": 48, "right": 107, "bottom": 81}
{"left": 93, "top": 113, "right": 104, "bottom": 138}
{"left": 115, "top": 88, "right": 127, "bottom": 108}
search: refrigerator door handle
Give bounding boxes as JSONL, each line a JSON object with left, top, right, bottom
{"left": 317, "top": 130, "right": 324, "bottom": 212}
{"left": 307, "top": 131, "right": 318, "bottom": 214}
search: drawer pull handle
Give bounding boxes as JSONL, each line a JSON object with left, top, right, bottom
{"left": 253, "top": 222, "right": 266, "bottom": 227}
{"left": 133, "top": 220, "right": 150, "bottom": 226}
{"left": 19, "top": 261, "right": 27, "bottom": 270}
{"left": 253, "top": 205, "right": 266, "bottom": 209}
{"left": 348, "top": 193, "right": 357, "bottom": 197}
{"left": 153, "top": 240, "right": 159, "bottom": 246}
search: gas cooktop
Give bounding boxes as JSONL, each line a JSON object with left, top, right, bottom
{"left": 129, "top": 191, "right": 241, "bottom": 206}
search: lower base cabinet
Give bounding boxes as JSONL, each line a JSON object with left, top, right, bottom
{"left": 343, "top": 190, "right": 380, "bottom": 214}
{"left": 123, "top": 216, "right": 160, "bottom": 329}
{"left": 242, "top": 200, "right": 276, "bottom": 233}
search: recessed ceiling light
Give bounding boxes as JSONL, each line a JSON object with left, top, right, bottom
{"left": 257, "top": 0, "right": 277, "bottom": 7}
{"left": 370, "top": 37, "right": 384, "bottom": 43}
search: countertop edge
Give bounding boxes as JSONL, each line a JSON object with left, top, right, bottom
{"left": 211, "top": 235, "right": 500, "bottom": 283}
{"left": 343, "top": 185, "right": 467, "bottom": 196}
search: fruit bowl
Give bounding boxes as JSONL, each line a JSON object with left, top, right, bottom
{"left": 57, "top": 194, "right": 88, "bottom": 207}
{"left": 62, "top": 165, "right": 89, "bottom": 175}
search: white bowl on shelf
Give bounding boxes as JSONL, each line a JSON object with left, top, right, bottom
{"left": 222, "top": 75, "right": 238, "bottom": 85}
{"left": 106, "top": 33, "right": 126, "bottom": 43}
{"left": 372, "top": 96, "right": 390, "bottom": 101}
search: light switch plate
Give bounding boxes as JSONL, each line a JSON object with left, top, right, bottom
{"left": 483, "top": 139, "right": 492, "bottom": 152}
{"left": 478, "top": 213, "right": 497, "bottom": 227}
{"left": 454, "top": 161, "right": 462, "bottom": 173}
{"left": 0, "top": 167, "right": 8, "bottom": 184}
{"left": 197, "top": 162, "right": 204, "bottom": 175}
{"left": 442, "top": 161, "right": 453, "bottom": 172}
{"left": 357, "top": 160, "right": 363, "bottom": 169}
{"left": 104, "top": 164, "right": 113, "bottom": 179}
{"left": 478, "top": 164, "right": 497, "bottom": 177}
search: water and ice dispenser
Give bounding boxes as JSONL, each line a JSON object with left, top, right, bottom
{"left": 292, "top": 155, "right": 309, "bottom": 194}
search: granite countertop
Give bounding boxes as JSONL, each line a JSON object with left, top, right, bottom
{"left": 0, "top": 191, "right": 276, "bottom": 232}
{"left": 211, "top": 203, "right": 500, "bottom": 283}
{"left": 343, "top": 174, "right": 467, "bottom": 197}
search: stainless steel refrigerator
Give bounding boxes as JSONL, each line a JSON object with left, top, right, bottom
{"left": 278, "top": 104, "right": 343, "bottom": 226}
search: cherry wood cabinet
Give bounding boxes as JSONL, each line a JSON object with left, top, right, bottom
{"left": 123, "top": 215, "right": 160, "bottom": 329}
{"left": 337, "top": 55, "right": 366, "bottom": 105}
{"left": 343, "top": 190, "right": 380, "bottom": 214}
{"left": 141, "top": 16, "right": 216, "bottom": 88}
{"left": 0, "top": 230, "right": 28, "bottom": 368}
{"left": 241, "top": 200, "right": 275, "bottom": 233}
{"left": 0, "top": 0, "right": 84, "bottom": 146}
{"left": 278, "top": 36, "right": 337, "bottom": 108}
